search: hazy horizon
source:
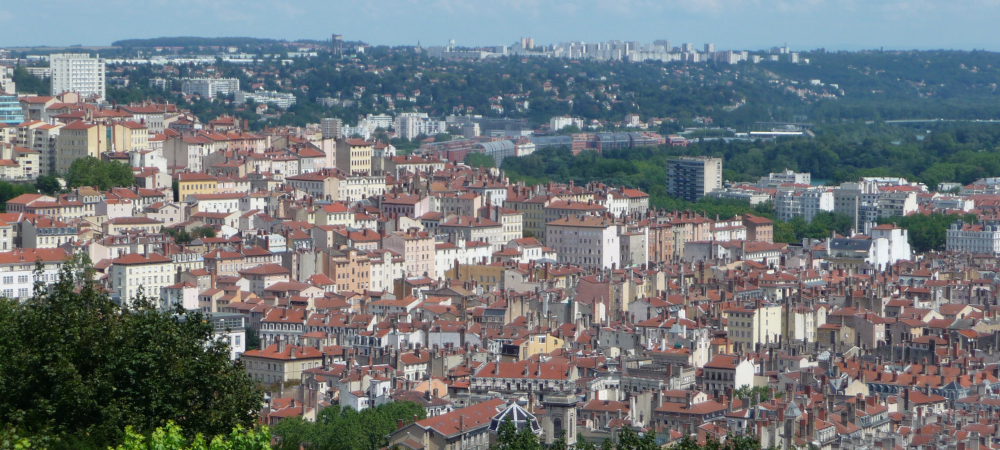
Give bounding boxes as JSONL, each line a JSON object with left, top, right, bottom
{"left": 3, "top": 0, "right": 1000, "bottom": 52}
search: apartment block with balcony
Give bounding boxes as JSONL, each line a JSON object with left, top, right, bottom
{"left": 666, "top": 156, "right": 722, "bottom": 202}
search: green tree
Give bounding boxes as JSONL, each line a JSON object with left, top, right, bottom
{"left": 773, "top": 221, "right": 797, "bottom": 244}
{"left": 12, "top": 67, "right": 50, "bottom": 95}
{"left": 272, "top": 401, "right": 426, "bottom": 450}
{"left": 244, "top": 327, "right": 261, "bottom": 351}
{"left": 615, "top": 427, "right": 657, "bottom": 450}
{"left": 549, "top": 431, "right": 568, "bottom": 450}
{"left": 195, "top": 226, "right": 217, "bottom": 239}
{"left": 490, "top": 415, "right": 541, "bottom": 450}
{"left": 672, "top": 434, "right": 763, "bottom": 450}
{"left": 575, "top": 433, "right": 596, "bottom": 450}
{"left": 878, "top": 212, "right": 976, "bottom": 253}
{"left": 0, "top": 256, "right": 261, "bottom": 448}
{"left": 733, "top": 386, "right": 771, "bottom": 407}
{"left": 434, "top": 133, "right": 452, "bottom": 142}
{"left": 35, "top": 174, "right": 62, "bottom": 195}
{"left": 0, "top": 181, "right": 30, "bottom": 212}
{"left": 64, "top": 157, "right": 135, "bottom": 190}
{"left": 110, "top": 421, "right": 270, "bottom": 450}
{"left": 464, "top": 152, "right": 496, "bottom": 169}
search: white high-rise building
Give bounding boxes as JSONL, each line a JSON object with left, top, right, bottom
{"left": 394, "top": 113, "right": 446, "bottom": 140}
{"left": 50, "top": 53, "right": 106, "bottom": 101}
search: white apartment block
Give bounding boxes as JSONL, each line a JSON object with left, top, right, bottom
{"left": 757, "top": 169, "right": 811, "bottom": 187}
{"left": 931, "top": 196, "right": 974, "bottom": 212}
{"left": 546, "top": 215, "right": 620, "bottom": 270}
{"left": 181, "top": 78, "right": 240, "bottom": 99}
{"left": 774, "top": 188, "right": 834, "bottom": 222}
{"left": 549, "top": 116, "right": 584, "bottom": 131}
{"left": 50, "top": 53, "right": 106, "bottom": 101}
{"left": 0, "top": 248, "right": 68, "bottom": 301}
{"left": 369, "top": 252, "right": 404, "bottom": 294}
{"left": 235, "top": 90, "right": 296, "bottom": 109}
{"left": 834, "top": 178, "right": 922, "bottom": 232}
{"left": 366, "top": 114, "right": 394, "bottom": 129}
{"left": 947, "top": 220, "right": 1000, "bottom": 256}
{"left": 395, "top": 113, "right": 447, "bottom": 140}
{"left": 109, "top": 253, "right": 175, "bottom": 307}
{"left": 433, "top": 240, "right": 492, "bottom": 279}
{"left": 710, "top": 185, "right": 773, "bottom": 205}
{"left": 438, "top": 216, "right": 504, "bottom": 252}
{"left": 876, "top": 189, "right": 919, "bottom": 218}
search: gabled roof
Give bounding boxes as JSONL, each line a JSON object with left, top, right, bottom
{"left": 409, "top": 398, "right": 505, "bottom": 438}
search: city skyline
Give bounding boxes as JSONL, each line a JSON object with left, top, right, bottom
{"left": 2, "top": 0, "right": 1000, "bottom": 51}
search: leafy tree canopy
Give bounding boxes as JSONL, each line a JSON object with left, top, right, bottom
{"left": 464, "top": 152, "right": 496, "bottom": 169}
{"left": 272, "top": 401, "right": 426, "bottom": 450}
{"left": 0, "top": 256, "right": 261, "bottom": 448}
{"left": 110, "top": 422, "right": 270, "bottom": 450}
{"left": 35, "top": 174, "right": 62, "bottom": 195}
{"left": 64, "top": 157, "right": 135, "bottom": 191}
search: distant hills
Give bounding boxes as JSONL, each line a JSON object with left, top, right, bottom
{"left": 110, "top": 36, "right": 295, "bottom": 48}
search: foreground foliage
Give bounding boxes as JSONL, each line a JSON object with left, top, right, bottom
{"left": 64, "top": 157, "right": 135, "bottom": 191}
{"left": 272, "top": 401, "right": 426, "bottom": 450}
{"left": 0, "top": 257, "right": 261, "bottom": 448}
{"left": 110, "top": 422, "right": 270, "bottom": 450}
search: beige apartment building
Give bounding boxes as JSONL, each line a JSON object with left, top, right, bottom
{"left": 335, "top": 138, "right": 373, "bottom": 176}
{"left": 725, "top": 303, "right": 782, "bottom": 352}
{"left": 242, "top": 341, "right": 323, "bottom": 385}
{"left": 111, "top": 121, "right": 149, "bottom": 152}
{"left": 56, "top": 120, "right": 107, "bottom": 173}
{"left": 383, "top": 228, "right": 435, "bottom": 278}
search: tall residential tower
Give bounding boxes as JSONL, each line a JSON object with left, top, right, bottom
{"left": 666, "top": 156, "right": 723, "bottom": 202}
{"left": 50, "top": 53, "right": 105, "bottom": 101}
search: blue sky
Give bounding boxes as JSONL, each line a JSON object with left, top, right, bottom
{"left": 3, "top": 0, "right": 999, "bottom": 51}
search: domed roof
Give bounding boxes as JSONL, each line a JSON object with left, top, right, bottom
{"left": 489, "top": 402, "right": 542, "bottom": 435}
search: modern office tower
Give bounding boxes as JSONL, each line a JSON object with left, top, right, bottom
{"left": 666, "top": 156, "right": 723, "bottom": 202}
{"left": 50, "top": 53, "right": 106, "bottom": 101}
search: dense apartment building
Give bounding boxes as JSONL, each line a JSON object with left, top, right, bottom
{"left": 109, "top": 253, "right": 175, "bottom": 307}
{"left": 666, "top": 156, "right": 722, "bottom": 202}
{"left": 335, "top": 139, "right": 374, "bottom": 176}
{"left": 16, "top": 121, "right": 61, "bottom": 175}
{"left": 321, "top": 118, "right": 342, "bottom": 139}
{"left": 774, "top": 188, "right": 834, "bottom": 222}
{"left": 56, "top": 121, "right": 107, "bottom": 173}
{"left": 946, "top": 220, "right": 1000, "bottom": 256}
{"left": 724, "top": 303, "right": 782, "bottom": 352}
{"left": 50, "top": 53, "right": 106, "bottom": 101}
{"left": 383, "top": 228, "right": 435, "bottom": 277}
{"left": 546, "top": 215, "right": 620, "bottom": 270}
